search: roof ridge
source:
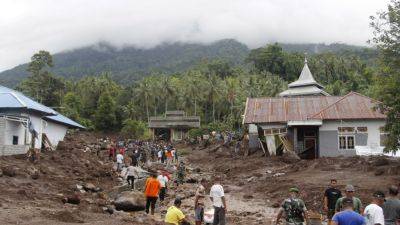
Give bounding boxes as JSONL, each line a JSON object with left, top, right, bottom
{"left": 309, "top": 91, "right": 378, "bottom": 119}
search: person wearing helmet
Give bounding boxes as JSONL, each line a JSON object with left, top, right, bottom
{"left": 275, "top": 187, "right": 308, "bottom": 225}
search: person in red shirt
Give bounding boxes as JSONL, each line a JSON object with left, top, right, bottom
{"left": 144, "top": 172, "right": 161, "bottom": 215}
{"left": 108, "top": 144, "right": 116, "bottom": 161}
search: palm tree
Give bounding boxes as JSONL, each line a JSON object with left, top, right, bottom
{"left": 206, "top": 74, "right": 221, "bottom": 122}
{"left": 135, "top": 79, "right": 152, "bottom": 121}
{"left": 160, "top": 75, "right": 175, "bottom": 114}
{"left": 225, "top": 77, "right": 238, "bottom": 116}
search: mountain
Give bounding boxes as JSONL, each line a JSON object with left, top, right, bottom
{"left": 0, "top": 40, "right": 376, "bottom": 87}
{"left": 0, "top": 39, "right": 250, "bottom": 87}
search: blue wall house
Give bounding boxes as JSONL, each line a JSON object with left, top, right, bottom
{"left": 0, "top": 85, "right": 84, "bottom": 156}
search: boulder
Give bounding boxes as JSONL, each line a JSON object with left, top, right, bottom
{"left": 0, "top": 169, "right": 3, "bottom": 177}
{"left": 2, "top": 166, "right": 16, "bottom": 177}
{"left": 374, "top": 168, "right": 385, "bottom": 176}
{"left": 83, "top": 183, "right": 101, "bottom": 192}
{"left": 373, "top": 158, "right": 390, "bottom": 167}
{"left": 114, "top": 191, "right": 145, "bottom": 212}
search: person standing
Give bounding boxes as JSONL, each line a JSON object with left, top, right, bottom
{"left": 332, "top": 198, "right": 366, "bottom": 225}
{"left": 177, "top": 162, "right": 186, "bottom": 186}
{"left": 144, "top": 172, "right": 161, "bottom": 215}
{"left": 336, "top": 185, "right": 363, "bottom": 214}
{"left": 324, "top": 179, "right": 342, "bottom": 225}
{"left": 126, "top": 165, "right": 139, "bottom": 190}
{"left": 364, "top": 191, "right": 385, "bottom": 225}
{"left": 383, "top": 185, "right": 400, "bottom": 225}
{"left": 275, "top": 187, "right": 308, "bottom": 225}
{"left": 116, "top": 152, "right": 124, "bottom": 172}
{"left": 165, "top": 197, "right": 189, "bottom": 225}
{"left": 195, "top": 178, "right": 207, "bottom": 225}
{"left": 210, "top": 176, "right": 227, "bottom": 225}
{"left": 157, "top": 171, "right": 169, "bottom": 202}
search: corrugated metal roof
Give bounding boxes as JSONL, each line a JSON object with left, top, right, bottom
{"left": 0, "top": 85, "right": 85, "bottom": 129}
{"left": 243, "top": 92, "right": 386, "bottom": 124}
{"left": 45, "top": 114, "right": 86, "bottom": 129}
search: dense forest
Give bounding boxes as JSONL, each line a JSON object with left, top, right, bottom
{"left": 0, "top": 40, "right": 374, "bottom": 88}
{"left": 8, "top": 0, "right": 400, "bottom": 152}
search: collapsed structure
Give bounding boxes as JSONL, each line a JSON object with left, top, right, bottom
{"left": 148, "top": 111, "right": 200, "bottom": 142}
{"left": 0, "top": 85, "right": 84, "bottom": 156}
{"left": 243, "top": 59, "right": 388, "bottom": 159}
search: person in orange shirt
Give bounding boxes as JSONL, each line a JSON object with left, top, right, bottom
{"left": 166, "top": 150, "right": 173, "bottom": 167}
{"left": 144, "top": 172, "right": 161, "bottom": 215}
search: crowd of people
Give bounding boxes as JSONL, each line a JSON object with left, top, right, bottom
{"left": 99, "top": 138, "right": 399, "bottom": 225}
{"left": 275, "top": 178, "right": 400, "bottom": 225}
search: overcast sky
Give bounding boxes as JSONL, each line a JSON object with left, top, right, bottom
{"left": 0, "top": 0, "right": 389, "bottom": 72}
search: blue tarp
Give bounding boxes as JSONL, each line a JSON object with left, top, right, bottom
{"left": 0, "top": 85, "right": 85, "bottom": 129}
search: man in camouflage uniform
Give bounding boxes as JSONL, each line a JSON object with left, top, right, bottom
{"left": 276, "top": 187, "right": 308, "bottom": 225}
{"left": 176, "top": 162, "right": 186, "bottom": 186}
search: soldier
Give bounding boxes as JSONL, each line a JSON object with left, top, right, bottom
{"left": 276, "top": 187, "right": 308, "bottom": 225}
{"left": 176, "top": 162, "right": 186, "bottom": 186}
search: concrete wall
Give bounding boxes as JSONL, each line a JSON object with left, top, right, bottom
{"left": 0, "top": 145, "right": 29, "bottom": 156}
{"left": 319, "top": 120, "right": 386, "bottom": 157}
{"left": 43, "top": 121, "right": 68, "bottom": 147}
{"left": 4, "top": 120, "right": 26, "bottom": 145}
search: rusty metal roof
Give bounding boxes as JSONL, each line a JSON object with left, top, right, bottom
{"left": 243, "top": 92, "right": 386, "bottom": 124}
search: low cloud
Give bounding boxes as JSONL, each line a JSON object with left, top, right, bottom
{"left": 0, "top": 0, "right": 388, "bottom": 71}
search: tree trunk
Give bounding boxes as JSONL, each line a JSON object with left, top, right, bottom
{"left": 145, "top": 96, "right": 150, "bottom": 122}
{"left": 165, "top": 98, "right": 168, "bottom": 115}
{"left": 194, "top": 98, "right": 197, "bottom": 116}
{"left": 154, "top": 96, "right": 157, "bottom": 116}
{"left": 212, "top": 100, "right": 215, "bottom": 122}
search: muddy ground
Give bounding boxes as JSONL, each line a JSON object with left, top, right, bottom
{"left": 0, "top": 131, "right": 399, "bottom": 225}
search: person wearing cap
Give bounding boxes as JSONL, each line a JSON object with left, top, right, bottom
{"left": 383, "top": 185, "right": 400, "bottom": 225}
{"left": 364, "top": 190, "right": 385, "bottom": 225}
{"left": 165, "top": 197, "right": 189, "bottom": 225}
{"left": 335, "top": 184, "right": 363, "bottom": 214}
{"left": 332, "top": 197, "right": 366, "bottom": 225}
{"left": 276, "top": 187, "right": 308, "bottom": 225}
{"left": 324, "top": 179, "right": 342, "bottom": 225}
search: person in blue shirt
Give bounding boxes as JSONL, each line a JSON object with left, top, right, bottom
{"left": 332, "top": 197, "right": 366, "bottom": 225}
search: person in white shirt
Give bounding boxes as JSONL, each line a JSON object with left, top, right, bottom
{"left": 210, "top": 176, "right": 227, "bottom": 225}
{"left": 116, "top": 153, "right": 124, "bottom": 172}
{"left": 157, "top": 171, "right": 169, "bottom": 202}
{"left": 364, "top": 191, "right": 385, "bottom": 225}
{"left": 126, "top": 165, "right": 139, "bottom": 190}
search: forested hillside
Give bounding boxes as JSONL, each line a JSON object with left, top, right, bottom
{"left": 0, "top": 39, "right": 249, "bottom": 87}
{"left": 0, "top": 40, "right": 375, "bottom": 87}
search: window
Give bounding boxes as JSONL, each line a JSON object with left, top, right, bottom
{"left": 338, "top": 127, "right": 355, "bottom": 133}
{"left": 380, "top": 127, "right": 388, "bottom": 147}
{"left": 339, "top": 135, "right": 355, "bottom": 150}
{"left": 357, "top": 127, "right": 368, "bottom": 133}
{"left": 12, "top": 136, "right": 18, "bottom": 145}
{"left": 264, "top": 128, "right": 287, "bottom": 136}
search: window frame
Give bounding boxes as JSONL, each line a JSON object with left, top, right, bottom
{"left": 338, "top": 134, "right": 356, "bottom": 150}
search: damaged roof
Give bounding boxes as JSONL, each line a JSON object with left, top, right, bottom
{"left": 243, "top": 92, "right": 386, "bottom": 124}
{"left": 0, "top": 85, "right": 85, "bottom": 129}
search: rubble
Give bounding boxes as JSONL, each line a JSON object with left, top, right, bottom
{"left": 114, "top": 191, "right": 145, "bottom": 211}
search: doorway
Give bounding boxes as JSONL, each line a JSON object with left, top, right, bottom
{"left": 154, "top": 128, "right": 171, "bottom": 142}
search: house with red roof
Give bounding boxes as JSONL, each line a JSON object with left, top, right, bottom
{"left": 243, "top": 58, "right": 388, "bottom": 158}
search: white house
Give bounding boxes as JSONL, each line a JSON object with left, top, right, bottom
{"left": 0, "top": 85, "right": 84, "bottom": 156}
{"left": 243, "top": 58, "right": 393, "bottom": 158}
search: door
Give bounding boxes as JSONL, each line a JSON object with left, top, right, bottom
{"left": 303, "top": 137, "right": 317, "bottom": 159}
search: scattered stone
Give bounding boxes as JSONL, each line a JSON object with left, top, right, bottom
{"left": 273, "top": 172, "right": 285, "bottom": 177}
{"left": 0, "top": 169, "right": 3, "bottom": 177}
{"left": 374, "top": 168, "right": 385, "bottom": 176}
{"left": 2, "top": 166, "right": 16, "bottom": 177}
{"left": 103, "top": 205, "right": 115, "bottom": 214}
{"left": 62, "top": 194, "right": 81, "bottom": 205}
{"left": 114, "top": 191, "right": 145, "bottom": 212}
{"left": 247, "top": 177, "right": 255, "bottom": 182}
{"left": 373, "top": 158, "right": 390, "bottom": 167}
{"left": 243, "top": 194, "right": 253, "bottom": 199}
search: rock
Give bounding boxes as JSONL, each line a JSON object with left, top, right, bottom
{"left": 2, "top": 166, "right": 16, "bottom": 177}
{"left": 373, "top": 158, "right": 390, "bottom": 167}
{"left": 272, "top": 202, "right": 280, "bottom": 208}
{"left": 103, "top": 205, "right": 115, "bottom": 214}
{"left": 186, "top": 178, "right": 198, "bottom": 183}
{"left": 280, "top": 151, "right": 301, "bottom": 164}
{"left": 62, "top": 194, "right": 81, "bottom": 205}
{"left": 31, "top": 172, "right": 39, "bottom": 180}
{"left": 0, "top": 169, "right": 3, "bottom": 177}
{"left": 114, "top": 191, "right": 145, "bottom": 212}
{"left": 243, "top": 194, "right": 253, "bottom": 199}
{"left": 247, "top": 177, "right": 255, "bottom": 182}
{"left": 83, "top": 183, "right": 98, "bottom": 192}
{"left": 374, "top": 168, "right": 385, "bottom": 176}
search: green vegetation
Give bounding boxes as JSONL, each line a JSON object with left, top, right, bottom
{"left": 370, "top": 0, "right": 400, "bottom": 152}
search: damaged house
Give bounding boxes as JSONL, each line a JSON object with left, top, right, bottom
{"left": 243, "top": 59, "right": 389, "bottom": 159}
{"left": 148, "top": 111, "right": 200, "bottom": 142}
{"left": 0, "top": 85, "right": 85, "bottom": 156}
